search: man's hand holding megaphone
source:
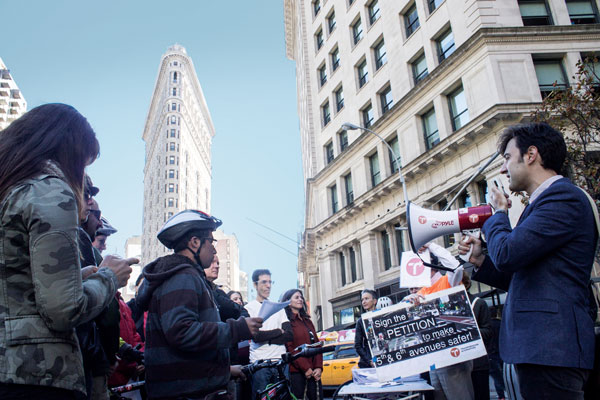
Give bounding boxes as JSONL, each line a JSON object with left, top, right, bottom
{"left": 459, "top": 184, "right": 512, "bottom": 266}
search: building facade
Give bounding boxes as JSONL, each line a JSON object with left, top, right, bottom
{"left": 0, "top": 57, "right": 27, "bottom": 130}
{"left": 214, "top": 230, "right": 242, "bottom": 294}
{"left": 285, "top": 0, "right": 600, "bottom": 330}
{"left": 123, "top": 235, "right": 142, "bottom": 302}
{"left": 141, "top": 45, "right": 215, "bottom": 265}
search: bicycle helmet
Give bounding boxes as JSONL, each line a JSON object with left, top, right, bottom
{"left": 97, "top": 216, "right": 117, "bottom": 236}
{"left": 376, "top": 296, "right": 393, "bottom": 310}
{"left": 157, "top": 209, "right": 222, "bottom": 249}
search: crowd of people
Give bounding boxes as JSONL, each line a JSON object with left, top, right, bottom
{"left": 0, "top": 105, "right": 596, "bottom": 400}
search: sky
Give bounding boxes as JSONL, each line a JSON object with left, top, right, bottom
{"left": 1, "top": 0, "right": 304, "bottom": 301}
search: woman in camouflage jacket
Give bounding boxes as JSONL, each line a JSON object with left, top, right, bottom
{"left": 0, "top": 104, "right": 124, "bottom": 399}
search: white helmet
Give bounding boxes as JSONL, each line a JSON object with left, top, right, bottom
{"left": 157, "top": 209, "right": 222, "bottom": 249}
{"left": 377, "top": 296, "right": 393, "bottom": 309}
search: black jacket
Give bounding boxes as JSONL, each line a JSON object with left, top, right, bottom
{"left": 468, "top": 293, "right": 492, "bottom": 371}
{"left": 354, "top": 317, "right": 372, "bottom": 368}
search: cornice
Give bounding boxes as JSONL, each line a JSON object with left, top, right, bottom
{"left": 305, "top": 103, "right": 539, "bottom": 241}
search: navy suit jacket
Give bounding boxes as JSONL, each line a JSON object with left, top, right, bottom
{"left": 472, "top": 178, "right": 597, "bottom": 369}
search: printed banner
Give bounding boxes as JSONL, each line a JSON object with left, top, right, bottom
{"left": 399, "top": 250, "right": 431, "bottom": 288}
{"left": 361, "top": 286, "right": 487, "bottom": 382}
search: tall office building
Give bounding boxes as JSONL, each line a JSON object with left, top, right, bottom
{"left": 285, "top": 0, "right": 600, "bottom": 329}
{"left": 0, "top": 57, "right": 27, "bottom": 130}
{"left": 141, "top": 45, "right": 215, "bottom": 265}
{"left": 123, "top": 235, "right": 142, "bottom": 302}
{"left": 213, "top": 230, "right": 241, "bottom": 293}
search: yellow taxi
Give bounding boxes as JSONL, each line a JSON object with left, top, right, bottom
{"left": 321, "top": 341, "right": 360, "bottom": 390}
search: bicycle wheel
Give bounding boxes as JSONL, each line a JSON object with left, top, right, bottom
{"left": 332, "top": 379, "right": 354, "bottom": 400}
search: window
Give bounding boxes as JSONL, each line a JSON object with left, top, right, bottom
{"left": 344, "top": 173, "right": 354, "bottom": 205}
{"left": 357, "top": 59, "right": 368, "bottom": 88}
{"left": 448, "top": 86, "right": 470, "bottom": 131}
{"left": 369, "top": 151, "right": 381, "bottom": 186}
{"left": 368, "top": 0, "right": 380, "bottom": 25}
{"left": 534, "top": 60, "right": 569, "bottom": 97}
{"left": 168, "top": 198, "right": 174, "bottom": 207}
{"left": 567, "top": 1, "right": 599, "bottom": 24}
{"left": 169, "top": 156, "right": 175, "bottom": 165}
{"left": 169, "top": 142, "right": 176, "bottom": 151}
{"left": 171, "top": 103, "right": 177, "bottom": 111}
{"left": 394, "top": 224, "right": 405, "bottom": 263}
{"left": 173, "top": 72, "right": 178, "bottom": 83}
{"left": 172, "top": 88, "right": 177, "bottom": 96}
{"left": 437, "top": 29, "right": 456, "bottom": 62}
{"left": 322, "top": 101, "right": 331, "bottom": 126}
{"left": 423, "top": 108, "right": 440, "bottom": 150}
{"left": 412, "top": 52, "right": 428, "bottom": 84}
{"left": 170, "top": 129, "right": 176, "bottom": 137}
{"left": 168, "top": 169, "right": 175, "bottom": 179}
{"left": 171, "top": 115, "right": 176, "bottom": 124}
{"left": 168, "top": 183, "right": 175, "bottom": 193}
{"left": 339, "top": 130, "right": 349, "bottom": 151}
{"left": 349, "top": 247, "right": 358, "bottom": 282}
{"left": 381, "top": 230, "right": 392, "bottom": 270}
{"left": 388, "top": 136, "right": 400, "bottom": 173}
{"left": 518, "top": 0, "right": 553, "bottom": 26}
{"left": 352, "top": 18, "right": 363, "bottom": 44}
{"left": 331, "top": 47, "right": 340, "bottom": 71}
{"left": 339, "top": 252, "right": 346, "bottom": 286}
{"left": 362, "top": 103, "right": 374, "bottom": 128}
{"left": 319, "top": 64, "right": 327, "bottom": 86}
{"left": 380, "top": 86, "right": 393, "bottom": 114}
{"left": 316, "top": 28, "right": 324, "bottom": 51}
{"left": 326, "top": 142, "right": 334, "bottom": 164}
{"left": 405, "top": 3, "right": 420, "bottom": 37}
{"left": 328, "top": 11, "right": 336, "bottom": 33}
{"left": 335, "top": 86, "right": 344, "bottom": 111}
{"left": 331, "top": 184, "right": 339, "bottom": 213}
{"left": 477, "top": 180, "right": 490, "bottom": 204}
{"left": 374, "top": 39, "right": 387, "bottom": 70}
{"left": 428, "top": 0, "right": 444, "bottom": 13}
{"left": 313, "top": 0, "right": 321, "bottom": 16}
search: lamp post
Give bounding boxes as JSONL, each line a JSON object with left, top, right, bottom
{"left": 341, "top": 122, "right": 409, "bottom": 207}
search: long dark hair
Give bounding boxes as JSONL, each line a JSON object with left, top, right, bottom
{"left": 281, "top": 288, "right": 309, "bottom": 319}
{"left": 0, "top": 103, "right": 100, "bottom": 213}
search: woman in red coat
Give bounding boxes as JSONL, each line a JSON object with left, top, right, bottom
{"left": 281, "top": 289, "right": 323, "bottom": 400}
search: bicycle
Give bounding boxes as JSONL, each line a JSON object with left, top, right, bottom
{"left": 241, "top": 342, "right": 337, "bottom": 400}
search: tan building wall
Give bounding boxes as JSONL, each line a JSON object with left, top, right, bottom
{"left": 214, "top": 230, "right": 241, "bottom": 293}
{"left": 0, "top": 57, "right": 27, "bottom": 130}
{"left": 285, "top": 0, "right": 600, "bottom": 329}
{"left": 141, "top": 45, "right": 215, "bottom": 265}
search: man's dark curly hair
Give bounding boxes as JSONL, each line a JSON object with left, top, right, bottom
{"left": 498, "top": 123, "right": 566, "bottom": 174}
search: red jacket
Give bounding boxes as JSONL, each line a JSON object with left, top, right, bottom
{"left": 108, "top": 293, "right": 144, "bottom": 387}
{"left": 285, "top": 312, "right": 322, "bottom": 373}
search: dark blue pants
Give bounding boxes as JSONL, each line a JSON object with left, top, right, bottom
{"left": 516, "top": 363, "right": 589, "bottom": 400}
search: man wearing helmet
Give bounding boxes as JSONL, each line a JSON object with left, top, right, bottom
{"left": 137, "top": 210, "right": 263, "bottom": 399}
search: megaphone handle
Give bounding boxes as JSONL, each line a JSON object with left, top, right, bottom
{"left": 459, "top": 245, "right": 473, "bottom": 262}
{"left": 459, "top": 229, "right": 480, "bottom": 263}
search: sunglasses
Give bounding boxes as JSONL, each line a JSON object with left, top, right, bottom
{"left": 89, "top": 210, "right": 101, "bottom": 219}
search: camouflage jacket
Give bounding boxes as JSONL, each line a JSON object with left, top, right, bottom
{"left": 0, "top": 162, "right": 119, "bottom": 395}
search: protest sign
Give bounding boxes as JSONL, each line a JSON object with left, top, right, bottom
{"left": 399, "top": 250, "right": 431, "bottom": 288}
{"left": 361, "top": 286, "right": 487, "bottom": 382}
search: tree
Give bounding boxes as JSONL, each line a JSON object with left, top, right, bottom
{"left": 533, "top": 57, "right": 600, "bottom": 208}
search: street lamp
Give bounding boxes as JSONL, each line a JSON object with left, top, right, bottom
{"left": 341, "top": 122, "right": 409, "bottom": 207}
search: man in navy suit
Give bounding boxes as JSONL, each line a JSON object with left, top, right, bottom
{"left": 460, "top": 123, "right": 596, "bottom": 399}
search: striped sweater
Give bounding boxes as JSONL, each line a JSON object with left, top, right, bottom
{"left": 137, "top": 254, "right": 251, "bottom": 399}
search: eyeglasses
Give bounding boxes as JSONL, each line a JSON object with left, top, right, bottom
{"left": 202, "top": 238, "right": 218, "bottom": 245}
{"left": 257, "top": 280, "right": 274, "bottom": 286}
{"left": 89, "top": 210, "right": 101, "bottom": 219}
